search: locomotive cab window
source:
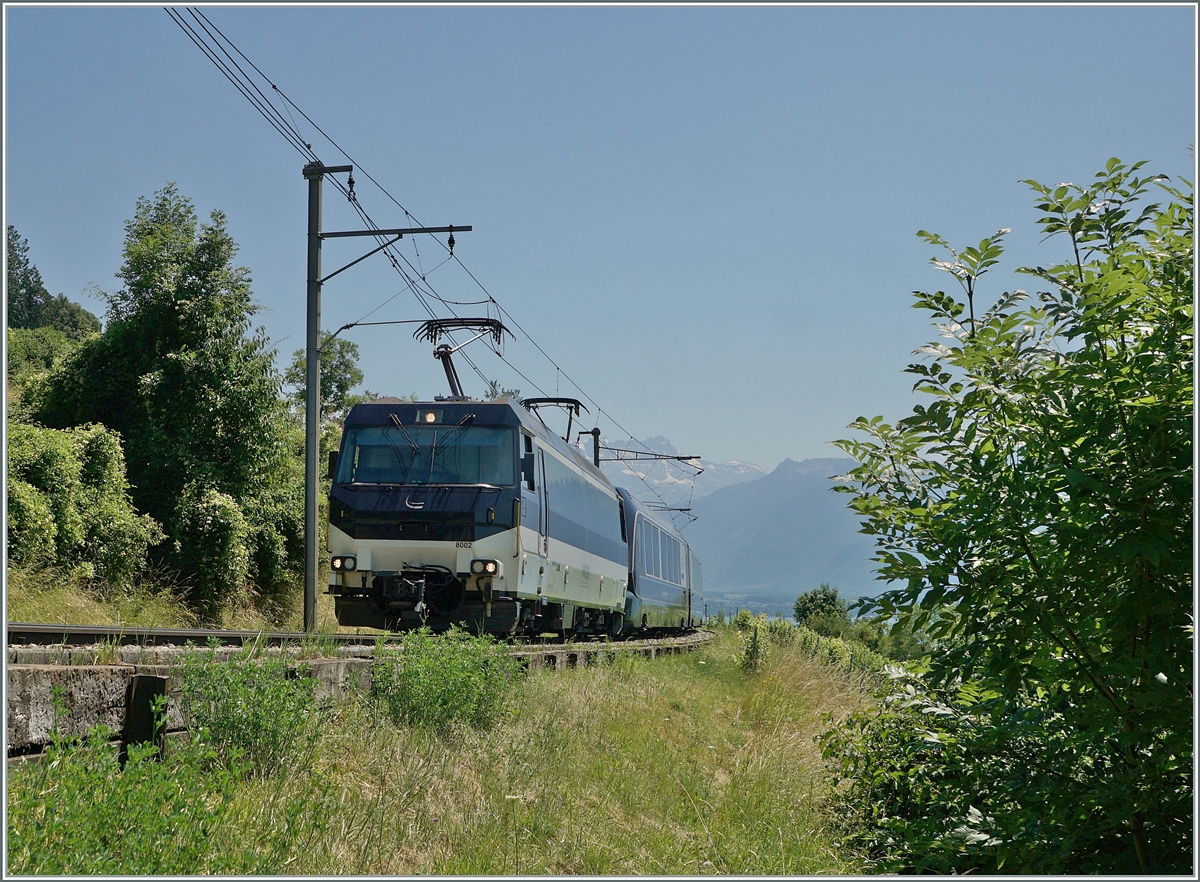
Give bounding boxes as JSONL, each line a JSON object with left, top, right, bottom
{"left": 336, "top": 425, "right": 516, "bottom": 486}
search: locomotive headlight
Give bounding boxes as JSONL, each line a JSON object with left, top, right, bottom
{"left": 331, "top": 555, "right": 357, "bottom": 572}
{"left": 470, "top": 559, "right": 500, "bottom": 577}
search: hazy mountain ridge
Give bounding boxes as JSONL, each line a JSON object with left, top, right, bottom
{"left": 595, "top": 435, "right": 767, "bottom": 504}
{"left": 590, "top": 435, "right": 884, "bottom": 613}
{"left": 684, "top": 456, "right": 883, "bottom": 612}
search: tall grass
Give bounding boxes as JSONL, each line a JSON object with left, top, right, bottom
{"left": 173, "top": 649, "right": 321, "bottom": 776}
{"left": 5, "top": 563, "right": 348, "bottom": 632}
{"left": 5, "top": 565, "right": 198, "bottom": 628}
{"left": 7, "top": 629, "right": 870, "bottom": 874}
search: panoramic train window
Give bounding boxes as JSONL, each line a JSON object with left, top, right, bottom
{"left": 336, "top": 425, "right": 515, "bottom": 486}
{"left": 637, "top": 517, "right": 684, "bottom": 585}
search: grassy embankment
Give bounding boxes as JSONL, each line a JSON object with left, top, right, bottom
{"left": 7, "top": 627, "right": 873, "bottom": 874}
{"left": 5, "top": 564, "right": 343, "bottom": 632}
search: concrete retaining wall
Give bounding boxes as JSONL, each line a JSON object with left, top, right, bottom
{"left": 7, "top": 635, "right": 705, "bottom": 759}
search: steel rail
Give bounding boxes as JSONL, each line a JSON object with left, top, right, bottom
{"left": 5, "top": 622, "right": 713, "bottom": 651}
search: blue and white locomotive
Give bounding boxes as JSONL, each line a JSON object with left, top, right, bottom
{"left": 326, "top": 394, "right": 702, "bottom": 635}
{"left": 326, "top": 317, "right": 702, "bottom": 636}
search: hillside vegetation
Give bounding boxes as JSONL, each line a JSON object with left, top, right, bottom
{"left": 8, "top": 627, "right": 874, "bottom": 875}
{"left": 829, "top": 159, "right": 1192, "bottom": 872}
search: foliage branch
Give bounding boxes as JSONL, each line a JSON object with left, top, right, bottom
{"left": 830, "top": 158, "right": 1192, "bottom": 872}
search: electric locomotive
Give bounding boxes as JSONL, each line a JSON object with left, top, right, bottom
{"left": 325, "top": 317, "right": 703, "bottom": 636}
{"left": 327, "top": 394, "right": 633, "bottom": 635}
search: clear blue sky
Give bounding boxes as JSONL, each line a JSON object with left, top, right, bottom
{"left": 5, "top": 4, "right": 1195, "bottom": 470}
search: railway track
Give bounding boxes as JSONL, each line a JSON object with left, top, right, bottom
{"left": 6, "top": 621, "right": 715, "bottom": 654}
{"left": 7, "top": 622, "right": 397, "bottom": 648}
{"left": 7, "top": 623, "right": 715, "bottom": 761}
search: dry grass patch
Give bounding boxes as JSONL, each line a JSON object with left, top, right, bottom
{"left": 6, "top": 565, "right": 198, "bottom": 628}
{"left": 242, "top": 631, "right": 873, "bottom": 875}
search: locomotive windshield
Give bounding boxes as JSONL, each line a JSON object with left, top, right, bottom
{"left": 336, "top": 423, "right": 515, "bottom": 486}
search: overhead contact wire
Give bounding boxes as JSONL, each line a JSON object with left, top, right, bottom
{"left": 175, "top": 7, "right": 676, "bottom": 513}
{"left": 165, "top": 10, "right": 313, "bottom": 160}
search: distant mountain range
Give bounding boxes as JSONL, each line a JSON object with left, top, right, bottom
{"left": 597, "top": 435, "right": 766, "bottom": 504}
{"left": 598, "top": 439, "right": 887, "bottom": 614}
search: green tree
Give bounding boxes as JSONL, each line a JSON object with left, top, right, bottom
{"left": 6, "top": 225, "right": 101, "bottom": 338}
{"left": 283, "top": 331, "right": 374, "bottom": 422}
{"left": 831, "top": 159, "right": 1192, "bottom": 871}
{"left": 7, "top": 422, "right": 163, "bottom": 584}
{"left": 36, "top": 184, "right": 302, "bottom": 614}
{"left": 792, "top": 583, "right": 849, "bottom": 635}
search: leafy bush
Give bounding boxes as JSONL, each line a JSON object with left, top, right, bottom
{"left": 6, "top": 422, "right": 163, "bottom": 584}
{"left": 6, "top": 478, "right": 58, "bottom": 566}
{"left": 172, "top": 483, "right": 251, "bottom": 616}
{"left": 792, "top": 626, "right": 888, "bottom": 678}
{"left": 371, "top": 627, "right": 520, "bottom": 734}
{"left": 6, "top": 727, "right": 232, "bottom": 874}
{"left": 765, "top": 617, "right": 797, "bottom": 646}
{"left": 793, "top": 583, "right": 850, "bottom": 635}
{"left": 838, "top": 612, "right": 932, "bottom": 662}
{"left": 821, "top": 671, "right": 1184, "bottom": 873}
{"left": 736, "top": 624, "right": 770, "bottom": 673}
{"left": 240, "top": 455, "right": 305, "bottom": 607}
{"left": 731, "top": 609, "right": 754, "bottom": 631}
{"left": 174, "top": 649, "right": 318, "bottom": 776}
{"left": 833, "top": 160, "right": 1193, "bottom": 871}
{"left": 6, "top": 326, "right": 83, "bottom": 422}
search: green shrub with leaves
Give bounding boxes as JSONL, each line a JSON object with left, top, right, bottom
{"left": 736, "top": 624, "right": 770, "bottom": 673}
{"left": 372, "top": 627, "right": 520, "bottom": 734}
{"left": 765, "top": 616, "right": 797, "bottom": 646}
{"left": 822, "top": 672, "right": 1153, "bottom": 873}
{"left": 6, "top": 422, "right": 163, "bottom": 584}
{"left": 174, "top": 649, "right": 318, "bottom": 776}
{"left": 792, "top": 583, "right": 850, "bottom": 636}
{"left": 838, "top": 611, "right": 932, "bottom": 662}
{"left": 171, "top": 483, "right": 251, "bottom": 615}
{"left": 6, "top": 326, "right": 86, "bottom": 423}
{"left": 731, "top": 609, "right": 754, "bottom": 631}
{"left": 6, "top": 726, "right": 232, "bottom": 875}
{"left": 35, "top": 185, "right": 303, "bottom": 615}
{"left": 792, "top": 626, "right": 888, "bottom": 677}
{"left": 832, "top": 159, "right": 1192, "bottom": 871}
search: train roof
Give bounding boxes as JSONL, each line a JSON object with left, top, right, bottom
{"left": 344, "top": 397, "right": 613, "bottom": 488}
